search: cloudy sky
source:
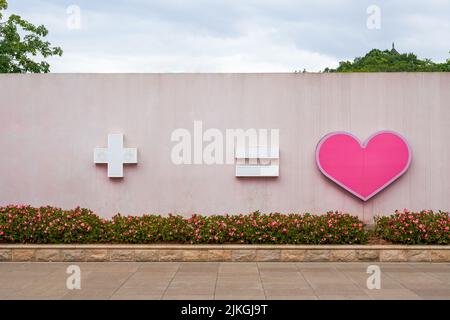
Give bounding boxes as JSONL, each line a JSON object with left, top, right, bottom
{"left": 5, "top": 0, "right": 450, "bottom": 72}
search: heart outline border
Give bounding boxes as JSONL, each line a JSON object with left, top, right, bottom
{"left": 315, "top": 130, "right": 412, "bottom": 201}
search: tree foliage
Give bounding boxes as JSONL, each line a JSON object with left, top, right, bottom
{"left": 324, "top": 46, "right": 450, "bottom": 72}
{"left": 0, "top": 0, "right": 62, "bottom": 73}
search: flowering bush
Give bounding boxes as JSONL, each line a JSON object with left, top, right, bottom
{"left": 375, "top": 209, "right": 450, "bottom": 245}
{"left": 0, "top": 205, "right": 110, "bottom": 243}
{"left": 109, "top": 211, "right": 369, "bottom": 244}
{"left": 0, "top": 205, "right": 369, "bottom": 244}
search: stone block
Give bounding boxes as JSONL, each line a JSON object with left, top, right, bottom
{"left": 208, "top": 250, "right": 232, "bottom": 262}
{"left": 0, "top": 249, "right": 11, "bottom": 262}
{"left": 12, "top": 249, "right": 36, "bottom": 262}
{"left": 406, "top": 250, "right": 431, "bottom": 262}
{"left": 232, "top": 250, "right": 256, "bottom": 262}
{"left": 183, "top": 250, "right": 209, "bottom": 262}
{"left": 430, "top": 250, "right": 450, "bottom": 262}
{"left": 85, "top": 249, "right": 109, "bottom": 262}
{"left": 256, "top": 250, "right": 281, "bottom": 262}
{"left": 304, "top": 250, "right": 330, "bottom": 262}
{"left": 356, "top": 250, "right": 379, "bottom": 261}
{"left": 110, "top": 250, "right": 135, "bottom": 262}
{"left": 280, "top": 250, "right": 306, "bottom": 262}
{"left": 62, "top": 250, "right": 85, "bottom": 262}
{"left": 159, "top": 250, "right": 183, "bottom": 262}
{"left": 379, "top": 250, "right": 408, "bottom": 262}
{"left": 36, "top": 249, "right": 62, "bottom": 262}
{"left": 135, "top": 249, "right": 159, "bottom": 262}
{"left": 330, "top": 250, "right": 357, "bottom": 262}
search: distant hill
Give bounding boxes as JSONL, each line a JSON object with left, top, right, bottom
{"left": 323, "top": 44, "right": 450, "bottom": 72}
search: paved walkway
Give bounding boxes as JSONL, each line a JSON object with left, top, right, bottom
{"left": 0, "top": 262, "right": 449, "bottom": 300}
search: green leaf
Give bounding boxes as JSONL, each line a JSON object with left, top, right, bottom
{"left": 0, "top": 0, "right": 62, "bottom": 73}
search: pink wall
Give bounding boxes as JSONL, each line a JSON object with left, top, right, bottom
{"left": 1, "top": 73, "right": 449, "bottom": 222}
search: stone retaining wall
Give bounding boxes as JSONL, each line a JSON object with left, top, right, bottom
{"left": 0, "top": 245, "right": 449, "bottom": 262}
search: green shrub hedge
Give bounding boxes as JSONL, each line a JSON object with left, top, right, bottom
{"left": 0, "top": 205, "right": 368, "bottom": 244}
{"left": 375, "top": 209, "right": 450, "bottom": 245}
{"left": 1, "top": 205, "right": 448, "bottom": 245}
{"left": 109, "top": 211, "right": 368, "bottom": 244}
{"left": 0, "top": 206, "right": 110, "bottom": 243}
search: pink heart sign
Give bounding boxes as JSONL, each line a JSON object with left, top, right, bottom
{"left": 316, "top": 131, "right": 412, "bottom": 201}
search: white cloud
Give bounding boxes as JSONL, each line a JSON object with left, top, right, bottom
{"left": 5, "top": 0, "right": 450, "bottom": 72}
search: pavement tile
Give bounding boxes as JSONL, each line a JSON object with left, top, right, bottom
{"left": 0, "top": 274, "right": 59, "bottom": 290}
{"left": 377, "top": 264, "right": 417, "bottom": 272}
{"left": 409, "top": 263, "right": 450, "bottom": 272}
{"left": 112, "top": 286, "right": 166, "bottom": 296}
{"left": 127, "top": 271, "right": 174, "bottom": 279}
{"left": 137, "top": 263, "right": 180, "bottom": 272}
{"left": 6, "top": 285, "right": 69, "bottom": 300}
{"left": 0, "top": 263, "right": 18, "bottom": 271}
{"left": 259, "top": 271, "right": 301, "bottom": 278}
{"left": 264, "top": 288, "right": 316, "bottom": 297}
{"left": 262, "top": 281, "right": 311, "bottom": 290}
{"left": 296, "top": 263, "right": 336, "bottom": 271}
{"left": 62, "top": 288, "right": 117, "bottom": 300}
{"left": 162, "top": 295, "right": 214, "bottom": 300}
{"left": 110, "top": 294, "right": 163, "bottom": 300}
{"left": 167, "top": 281, "right": 216, "bottom": 288}
{"left": 312, "top": 282, "right": 366, "bottom": 294}
{"left": 216, "top": 283, "right": 263, "bottom": 291}
{"left": 0, "top": 288, "right": 18, "bottom": 299}
{"left": 219, "top": 264, "right": 259, "bottom": 274}
{"left": 385, "top": 272, "right": 448, "bottom": 290}
{"left": 301, "top": 274, "right": 353, "bottom": 286}
{"left": 317, "top": 294, "right": 373, "bottom": 300}
{"left": 121, "top": 276, "right": 171, "bottom": 289}
{"left": 339, "top": 272, "right": 405, "bottom": 290}
{"left": 215, "top": 288, "right": 265, "bottom": 296}
{"left": 174, "top": 272, "right": 217, "bottom": 279}
{"left": 77, "top": 262, "right": 141, "bottom": 272}
{"left": 266, "top": 295, "right": 318, "bottom": 300}
{"left": 411, "top": 288, "right": 450, "bottom": 298}
{"left": 81, "top": 272, "right": 132, "bottom": 289}
{"left": 5, "top": 263, "right": 64, "bottom": 272}
{"left": 178, "top": 262, "right": 219, "bottom": 271}
{"left": 217, "top": 274, "right": 261, "bottom": 281}
{"left": 334, "top": 263, "right": 372, "bottom": 270}
{"left": 427, "top": 272, "right": 450, "bottom": 283}
{"left": 258, "top": 263, "right": 298, "bottom": 271}
{"left": 164, "top": 287, "right": 215, "bottom": 296}
{"left": 214, "top": 295, "right": 266, "bottom": 300}
{"left": 364, "top": 289, "right": 422, "bottom": 300}
{"left": 169, "top": 278, "right": 216, "bottom": 285}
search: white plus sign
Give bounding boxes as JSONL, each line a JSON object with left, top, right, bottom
{"left": 94, "top": 134, "right": 138, "bottom": 178}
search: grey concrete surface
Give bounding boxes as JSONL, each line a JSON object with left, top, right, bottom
{"left": 0, "top": 262, "right": 449, "bottom": 300}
